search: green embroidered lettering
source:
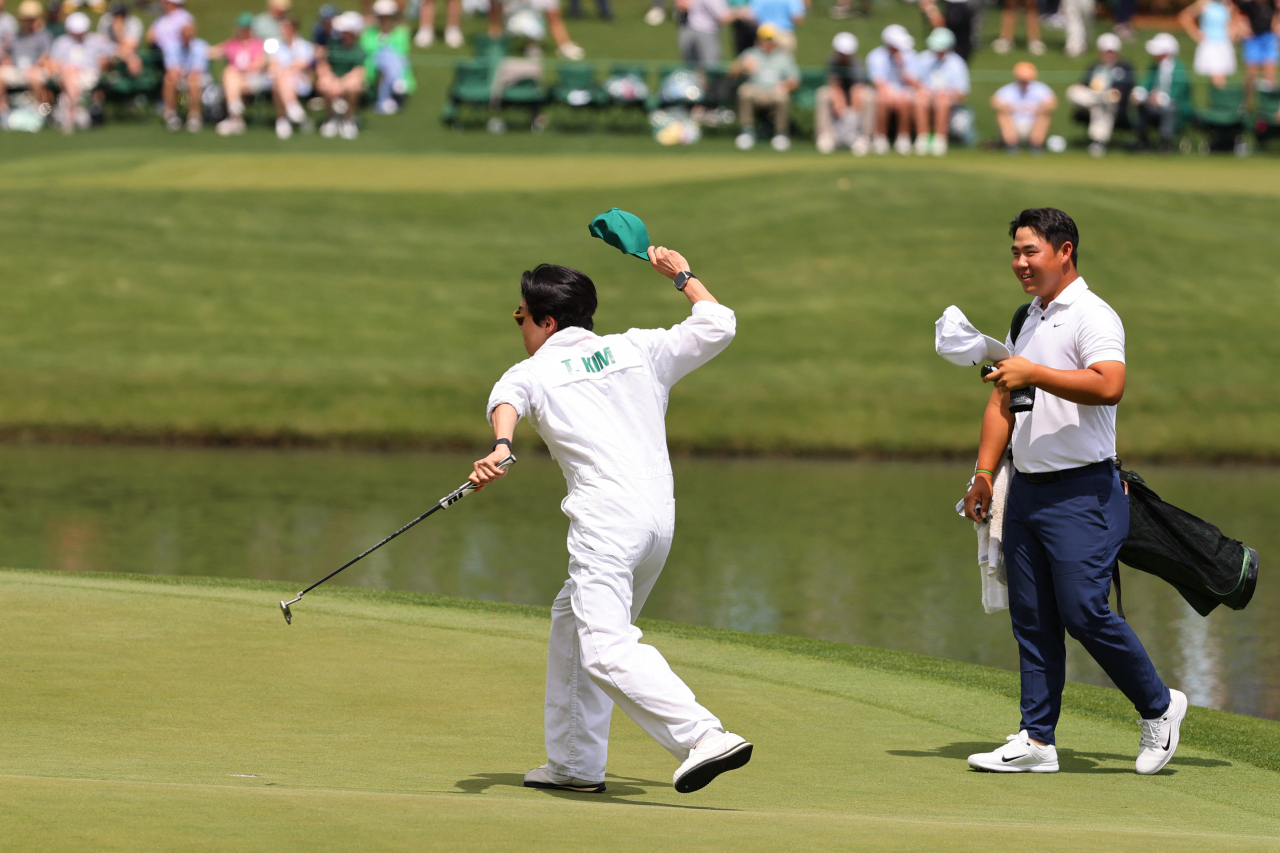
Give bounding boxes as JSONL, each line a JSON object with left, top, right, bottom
{"left": 562, "top": 359, "right": 573, "bottom": 373}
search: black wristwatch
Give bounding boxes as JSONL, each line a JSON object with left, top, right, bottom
{"left": 673, "top": 271, "right": 697, "bottom": 291}
{"left": 493, "top": 438, "right": 512, "bottom": 451}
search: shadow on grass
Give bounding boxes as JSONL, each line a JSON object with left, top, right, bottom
{"left": 887, "top": 742, "right": 1232, "bottom": 775}
{"left": 453, "top": 772, "right": 740, "bottom": 810}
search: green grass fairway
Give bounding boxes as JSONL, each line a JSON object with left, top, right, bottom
{"left": 4, "top": 570, "right": 1279, "bottom": 852}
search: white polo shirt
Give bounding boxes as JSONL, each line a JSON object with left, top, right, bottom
{"left": 1005, "top": 278, "right": 1126, "bottom": 474}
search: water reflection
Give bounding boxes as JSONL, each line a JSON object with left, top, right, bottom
{"left": 0, "top": 445, "right": 1274, "bottom": 720}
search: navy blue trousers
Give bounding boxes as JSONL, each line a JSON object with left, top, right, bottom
{"left": 1004, "top": 464, "right": 1170, "bottom": 744}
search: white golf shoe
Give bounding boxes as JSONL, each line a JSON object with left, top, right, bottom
{"left": 871, "top": 133, "right": 889, "bottom": 154}
{"left": 523, "top": 764, "right": 606, "bottom": 793}
{"left": 967, "top": 730, "right": 1059, "bottom": 773}
{"left": 444, "top": 25, "right": 465, "bottom": 48}
{"left": 913, "top": 133, "right": 930, "bottom": 156}
{"left": 673, "top": 731, "right": 752, "bottom": 793}
{"left": 1136, "top": 688, "right": 1188, "bottom": 775}
{"left": 414, "top": 26, "right": 434, "bottom": 48}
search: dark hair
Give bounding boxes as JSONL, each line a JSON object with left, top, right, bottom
{"left": 521, "top": 264, "right": 597, "bottom": 332}
{"left": 1009, "top": 208, "right": 1079, "bottom": 268}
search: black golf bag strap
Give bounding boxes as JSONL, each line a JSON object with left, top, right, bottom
{"left": 1009, "top": 303, "right": 1033, "bottom": 347}
{"left": 1113, "top": 564, "right": 1125, "bottom": 620}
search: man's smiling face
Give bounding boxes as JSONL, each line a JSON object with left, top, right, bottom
{"left": 1011, "top": 226, "right": 1073, "bottom": 301}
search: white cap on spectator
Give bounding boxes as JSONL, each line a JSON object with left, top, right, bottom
{"left": 65, "top": 10, "right": 90, "bottom": 33}
{"left": 334, "top": 11, "right": 365, "bottom": 33}
{"left": 371, "top": 0, "right": 398, "bottom": 15}
{"left": 832, "top": 32, "right": 858, "bottom": 55}
{"left": 1096, "top": 32, "right": 1122, "bottom": 53}
{"left": 1145, "top": 32, "right": 1179, "bottom": 56}
{"left": 881, "top": 24, "right": 914, "bottom": 51}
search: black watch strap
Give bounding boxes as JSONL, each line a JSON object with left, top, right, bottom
{"left": 673, "top": 271, "right": 696, "bottom": 291}
{"left": 493, "top": 438, "right": 512, "bottom": 450}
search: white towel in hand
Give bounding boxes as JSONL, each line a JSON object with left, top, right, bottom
{"left": 955, "top": 447, "right": 1013, "bottom": 613}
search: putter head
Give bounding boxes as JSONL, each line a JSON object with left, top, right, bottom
{"left": 280, "top": 601, "right": 292, "bottom": 625}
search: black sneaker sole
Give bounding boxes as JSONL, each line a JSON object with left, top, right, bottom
{"left": 524, "top": 780, "right": 606, "bottom": 793}
{"left": 674, "top": 742, "right": 753, "bottom": 794}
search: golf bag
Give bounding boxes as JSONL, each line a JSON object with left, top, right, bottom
{"left": 1117, "top": 466, "right": 1259, "bottom": 617}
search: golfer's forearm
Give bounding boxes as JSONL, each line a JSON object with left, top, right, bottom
{"left": 1029, "top": 363, "right": 1124, "bottom": 406}
{"left": 681, "top": 277, "right": 717, "bottom": 306}
{"left": 490, "top": 404, "right": 518, "bottom": 443}
{"left": 976, "top": 391, "right": 1013, "bottom": 473}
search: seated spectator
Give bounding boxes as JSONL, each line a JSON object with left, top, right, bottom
{"left": 413, "top": 0, "right": 464, "bottom": 48}
{"left": 1066, "top": 32, "right": 1134, "bottom": 157}
{"left": 312, "top": 3, "right": 336, "bottom": 47}
{"left": 487, "top": 0, "right": 585, "bottom": 60}
{"left": 1131, "top": 32, "right": 1191, "bottom": 153}
{"left": 316, "top": 10, "right": 365, "bottom": 139}
{"left": 268, "top": 15, "right": 313, "bottom": 139}
{"left": 913, "top": 0, "right": 974, "bottom": 62}
{"left": 676, "top": 0, "right": 731, "bottom": 67}
{"left": 731, "top": 22, "right": 799, "bottom": 151}
{"left": 160, "top": 21, "right": 207, "bottom": 132}
{"left": 47, "top": 10, "right": 113, "bottom": 133}
{"left": 746, "top": 0, "right": 802, "bottom": 53}
{"left": 815, "top": 31, "right": 873, "bottom": 155}
{"left": 990, "top": 60, "right": 1056, "bottom": 153}
{"left": 866, "top": 23, "right": 918, "bottom": 155}
{"left": 210, "top": 13, "right": 267, "bottom": 136}
{"left": 362, "top": 0, "right": 415, "bottom": 115}
{"left": 252, "top": 0, "right": 290, "bottom": 41}
{"left": 1, "top": 0, "right": 52, "bottom": 121}
{"left": 148, "top": 0, "right": 194, "bottom": 55}
{"left": 912, "top": 26, "right": 968, "bottom": 156}
{"left": 42, "top": 0, "right": 62, "bottom": 38}
{"left": 98, "top": 1, "right": 144, "bottom": 77}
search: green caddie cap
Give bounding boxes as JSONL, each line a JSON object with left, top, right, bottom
{"left": 588, "top": 208, "right": 650, "bottom": 260}
{"left": 236, "top": 11, "right": 254, "bottom": 27}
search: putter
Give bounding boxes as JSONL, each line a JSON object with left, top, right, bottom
{"left": 280, "top": 454, "right": 516, "bottom": 625}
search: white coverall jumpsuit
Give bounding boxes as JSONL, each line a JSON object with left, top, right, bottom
{"left": 486, "top": 301, "right": 736, "bottom": 783}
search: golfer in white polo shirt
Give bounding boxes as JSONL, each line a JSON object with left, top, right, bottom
{"left": 963, "top": 208, "right": 1187, "bottom": 775}
{"left": 469, "top": 248, "right": 752, "bottom": 794}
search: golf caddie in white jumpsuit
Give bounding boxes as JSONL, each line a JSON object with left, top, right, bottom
{"left": 468, "top": 247, "right": 752, "bottom": 795}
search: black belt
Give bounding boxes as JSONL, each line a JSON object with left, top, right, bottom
{"left": 1018, "top": 460, "right": 1115, "bottom": 484}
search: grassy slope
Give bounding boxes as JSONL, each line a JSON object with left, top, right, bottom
{"left": 3, "top": 570, "right": 1279, "bottom": 852}
{"left": 1, "top": 153, "right": 1279, "bottom": 457}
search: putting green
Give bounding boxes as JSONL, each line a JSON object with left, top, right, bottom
{"left": 3, "top": 570, "right": 1279, "bottom": 852}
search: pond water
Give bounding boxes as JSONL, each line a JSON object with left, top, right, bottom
{"left": 1, "top": 445, "right": 1275, "bottom": 721}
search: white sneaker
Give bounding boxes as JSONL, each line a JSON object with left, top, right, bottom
{"left": 930, "top": 135, "right": 947, "bottom": 156}
{"left": 557, "top": 41, "right": 585, "bottom": 60}
{"left": 991, "top": 37, "right": 1011, "bottom": 54}
{"left": 320, "top": 117, "right": 340, "bottom": 138}
{"left": 734, "top": 131, "right": 755, "bottom": 150}
{"left": 1029, "top": 39, "right": 1046, "bottom": 56}
{"left": 816, "top": 131, "right": 836, "bottom": 154}
{"left": 1136, "top": 689, "right": 1187, "bottom": 775}
{"left": 967, "top": 731, "right": 1059, "bottom": 773}
{"left": 871, "top": 133, "right": 889, "bottom": 155}
{"left": 673, "top": 731, "right": 752, "bottom": 793}
{"left": 285, "top": 101, "right": 306, "bottom": 124}
{"left": 914, "top": 133, "right": 930, "bottom": 156}
{"left": 770, "top": 134, "right": 790, "bottom": 152}
{"left": 851, "top": 135, "right": 870, "bottom": 156}
{"left": 444, "top": 25, "right": 464, "bottom": 48}
{"left": 894, "top": 133, "right": 912, "bottom": 155}
{"left": 414, "top": 26, "right": 434, "bottom": 48}
{"left": 644, "top": 6, "right": 665, "bottom": 25}
{"left": 523, "top": 764, "right": 606, "bottom": 793}
{"left": 215, "top": 115, "right": 244, "bottom": 136}
{"left": 164, "top": 111, "right": 182, "bottom": 132}
{"left": 1088, "top": 141, "right": 1106, "bottom": 158}
{"left": 275, "top": 116, "right": 293, "bottom": 139}
{"left": 339, "top": 118, "right": 359, "bottom": 140}
{"left": 377, "top": 98, "right": 399, "bottom": 115}
{"left": 186, "top": 113, "right": 203, "bottom": 133}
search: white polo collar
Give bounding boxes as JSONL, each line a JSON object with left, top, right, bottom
{"left": 1031, "top": 277, "right": 1088, "bottom": 314}
{"left": 539, "top": 326, "right": 598, "bottom": 350}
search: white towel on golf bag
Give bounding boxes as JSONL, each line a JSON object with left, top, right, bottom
{"left": 955, "top": 447, "right": 1013, "bottom": 614}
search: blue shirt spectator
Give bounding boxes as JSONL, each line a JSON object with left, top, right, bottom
{"left": 912, "top": 44, "right": 969, "bottom": 94}
{"left": 749, "top": 0, "right": 803, "bottom": 33}
{"left": 865, "top": 43, "right": 917, "bottom": 89}
{"left": 163, "top": 32, "right": 208, "bottom": 73}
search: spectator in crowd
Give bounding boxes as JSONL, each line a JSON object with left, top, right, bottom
{"left": 148, "top": 0, "right": 194, "bottom": 54}
{"left": 47, "top": 10, "right": 113, "bottom": 133}
{"left": 313, "top": 3, "right": 337, "bottom": 47}
{"left": 746, "top": 0, "right": 802, "bottom": 53}
{"left": 566, "top": 0, "right": 611, "bottom": 23}
{"left": 268, "top": 14, "right": 313, "bottom": 138}
{"left": 914, "top": 0, "right": 974, "bottom": 62}
{"left": 1066, "top": 32, "right": 1134, "bottom": 157}
{"left": 42, "top": 0, "right": 63, "bottom": 38}
{"left": 160, "top": 21, "right": 207, "bottom": 132}
{"left": 413, "top": 0, "right": 464, "bottom": 48}
{"left": 815, "top": 31, "right": 872, "bottom": 154}
{"left": 990, "top": 60, "right": 1056, "bottom": 153}
{"left": 98, "top": 1, "right": 143, "bottom": 76}
{"left": 1112, "top": 0, "right": 1136, "bottom": 40}
{"left": 1062, "top": 0, "right": 1093, "bottom": 57}
{"left": 316, "top": 10, "right": 365, "bottom": 139}
{"left": 209, "top": 13, "right": 267, "bottom": 136}
{"left": 1180, "top": 0, "right": 1240, "bottom": 88}
{"left": 1232, "top": 0, "right": 1277, "bottom": 108}
{"left": 992, "top": 0, "right": 1043, "bottom": 55}
{"left": 363, "top": 0, "right": 414, "bottom": 115}
{"left": 727, "top": 0, "right": 754, "bottom": 57}
{"left": 866, "top": 23, "right": 918, "bottom": 155}
{"left": 912, "top": 26, "right": 968, "bottom": 155}
{"left": 252, "top": 0, "right": 290, "bottom": 40}
{"left": 676, "top": 0, "right": 731, "bottom": 66}
{"left": 1131, "top": 32, "right": 1190, "bottom": 153}
{"left": 487, "top": 0, "right": 585, "bottom": 60}
{"left": 1, "top": 0, "right": 52, "bottom": 121}
{"left": 731, "top": 22, "right": 798, "bottom": 151}
{"left": 0, "top": 0, "right": 19, "bottom": 52}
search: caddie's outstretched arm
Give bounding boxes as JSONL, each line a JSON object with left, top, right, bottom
{"left": 470, "top": 403, "right": 518, "bottom": 487}
{"left": 648, "top": 246, "right": 718, "bottom": 306}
